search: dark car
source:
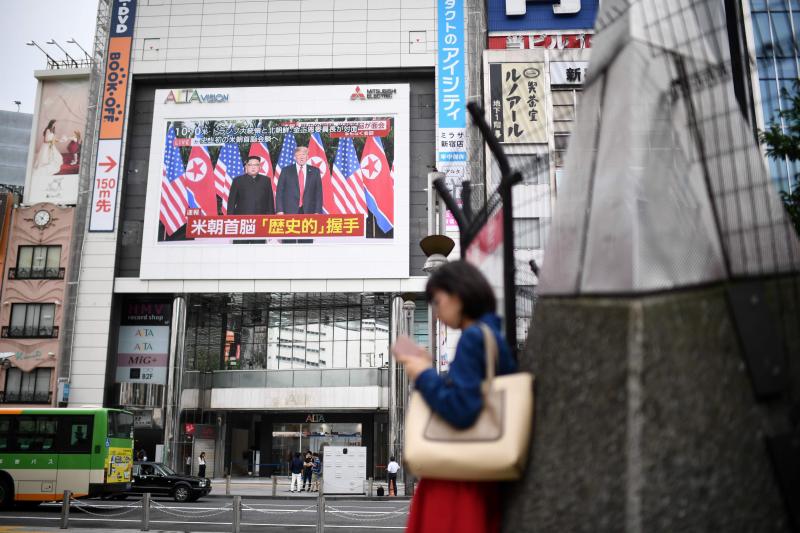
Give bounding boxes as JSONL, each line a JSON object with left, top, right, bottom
{"left": 129, "top": 461, "right": 211, "bottom": 502}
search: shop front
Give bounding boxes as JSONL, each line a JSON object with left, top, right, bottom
{"left": 180, "top": 409, "right": 387, "bottom": 479}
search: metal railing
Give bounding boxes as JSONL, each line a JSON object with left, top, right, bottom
{"left": 57, "top": 480, "right": 410, "bottom": 533}
{"left": 1, "top": 326, "right": 59, "bottom": 339}
{"left": 8, "top": 267, "right": 66, "bottom": 280}
{"left": 0, "top": 390, "right": 52, "bottom": 404}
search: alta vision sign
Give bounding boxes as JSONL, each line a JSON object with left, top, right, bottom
{"left": 164, "top": 89, "right": 230, "bottom": 104}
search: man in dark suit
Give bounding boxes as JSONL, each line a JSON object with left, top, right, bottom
{"left": 276, "top": 146, "right": 323, "bottom": 214}
{"left": 228, "top": 155, "right": 275, "bottom": 215}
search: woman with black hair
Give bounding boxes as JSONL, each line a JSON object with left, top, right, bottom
{"left": 394, "top": 260, "right": 516, "bottom": 533}
{"left": 33, "top": 119, "right": 63, "bottom": 176}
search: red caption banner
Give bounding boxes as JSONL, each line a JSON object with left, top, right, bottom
{"left": 186, "top": 213, "right": 365, "bottom": 239}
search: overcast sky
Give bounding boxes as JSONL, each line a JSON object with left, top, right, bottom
{"left": 0, "top": 0, "right": 97, "bottom": 114}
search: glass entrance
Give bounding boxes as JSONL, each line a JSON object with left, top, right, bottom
{"left": 271, "top": 422, "right": 362, "bottom": 475}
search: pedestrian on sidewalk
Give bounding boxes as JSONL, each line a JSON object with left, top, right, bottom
{"left": 289, "top": 452, "right": 304, "bottom": 492}
{"left": 394, "top": 261, "right": 517, "bottom": 533}
{"left": 185, "top": 455, "right": 192, "bottom": 475}
{"left": 386, "top": 457, "right": 400, "bottom": 496}
{"left": 198, "top": 452, "right": 207, "bottom": 478}
{"left": 301, "top": 451, "right": 313, "bottom": 491}
{"left": 311, "top": 452, "right": 322, "bottom": 492}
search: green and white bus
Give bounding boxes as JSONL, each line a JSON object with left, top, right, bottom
{"left": 0, "top": 407, "right": 133, "bottom": 507}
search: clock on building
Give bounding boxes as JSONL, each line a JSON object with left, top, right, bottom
{"left": 33, "top": 209, "right": 51, "bottom": 228}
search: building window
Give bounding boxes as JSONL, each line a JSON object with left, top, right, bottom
{"left": 749, "top": 0, "right": 800, "bottom": 191}
{"left": 513, "top": 218, "right": 542, "bottom": 250}
{"left": 6, "top": 303, "right": 57, "bottom": 338}
{"left": 491, "top": 153, "right": 549, "bottom": 186}
{"left": 13, "top": 246, "right": 62, "bottom": 279}
{"left": 552, "top": 89, "right": 580, "bottom": 168}
{"left": 186, "top": 293, "right": 391, "bottom": 371}
{"left": 3, "top": 368, "right": 52, "bottom": 404}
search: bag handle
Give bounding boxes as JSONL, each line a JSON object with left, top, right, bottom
{"left": 478, "top": 323, "right": 499, "bottom": 385}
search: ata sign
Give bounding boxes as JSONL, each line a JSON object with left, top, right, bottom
{"left": 164, "top": 89, "right": 229, "bottom": 104}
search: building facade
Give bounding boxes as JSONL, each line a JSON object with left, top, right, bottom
{"left": 64, "top": 0, "right": 439, "bottom": 479}
{"left": 0, "top": 62, "right": 90, "bottom": 408}
{"left": 483, "top": 0, "right": 598, "bottom": 343}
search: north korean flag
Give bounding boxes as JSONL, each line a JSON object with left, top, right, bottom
{"left": 359, "top": 136, "right": 394, "bottom": 232}
{"left": 307, "top": 132, "right": 336, "bottom": 214}
{"left": 249, "top": 142, "right": 275, "bottom": 193}
{"left": 184, "top": 145, "right": 216, "bottom": 215}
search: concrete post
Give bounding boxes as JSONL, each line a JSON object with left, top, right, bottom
{"left": 226, "top": 474, "right": 231, "bottom": 496}
{"left": 402, "top": 299, "right": 417, "bottom": 496}
{"left": 141, "top": 492, "right": 150, "bottom": 531}
{"left": 272, "top": 475, "right": 277, "bottom": 497}
{"left": 163, "top": 295, "right": 187, "bottom": 470}
{"left": 60, "top": 490, "right": 70, "bottom": 529}
{"left": 232, "top": 495, "right": 241, "bottom": 533}
{"left": 316, "top": 479, "right": 325, "bottom": 533}
{"left": 389, "top": 296, "right": 405, "bottom": 464}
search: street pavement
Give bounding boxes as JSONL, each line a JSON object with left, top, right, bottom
{"left": 0, "top": 495, "right": 410, "bottom": 532}
{"left": 207, "top": 476, "right": 408, "bottom": 498}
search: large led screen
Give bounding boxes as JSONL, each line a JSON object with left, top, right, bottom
{"left": 141, "top": 85, "right": 409, "bottom": 279}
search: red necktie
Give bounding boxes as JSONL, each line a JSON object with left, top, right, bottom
{"left": 298, "top": 165, "right": 305, "bottom": 207}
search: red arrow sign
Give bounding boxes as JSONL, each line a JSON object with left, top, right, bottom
{"left": 98, "top": 155, "right": 117, "bottom": 173}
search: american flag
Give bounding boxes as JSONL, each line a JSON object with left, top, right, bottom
{"left": 214, "top": 143, "right": 243, "bottom": 214}
{"left": 275, "top": 133, "right": 297, "bottom": 177}
{"left": 331, "top": 137, "right": 367, "bottom": 214}
{"left": 160, "top": 127, "right": 189, "bottom": 236}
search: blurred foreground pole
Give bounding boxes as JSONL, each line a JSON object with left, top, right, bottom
{"left": 500, "top": 1, "right": 800, "bottom": 532}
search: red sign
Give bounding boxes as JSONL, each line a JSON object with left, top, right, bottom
{"left": 488, "top": 33, "right": 592, "bottom": 50}
{"left": 185, "top": 213, "right": 365, "bottom": 239}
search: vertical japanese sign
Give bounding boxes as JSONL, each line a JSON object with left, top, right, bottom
{"left": 437, "top": 0, "right": 468, "bottom": 228}
{"left": 89, "top": 0, "right": 136, "bottom": 231}
{"left": 490, "top": 62, "right": 547, "bottom": 144}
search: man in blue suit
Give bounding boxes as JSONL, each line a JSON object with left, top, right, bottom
{"left": 276, "top": 146, "right": 323, "bottom": 215}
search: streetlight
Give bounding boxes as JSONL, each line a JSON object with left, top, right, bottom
{"left": 12, "top": 101, "right": 21, "bottom": 112}
{"left": 66, "top": 38, "right": 91, "bottom": 60}
{"left": 26, "top": 40, "right": 58, "bottom": 67}
{"left": 45, "top": 39, "right": 78, "bottom": 68}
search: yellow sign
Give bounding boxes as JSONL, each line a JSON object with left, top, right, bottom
{"left": 106, "top": 447, "right": 133, "bottom": 483}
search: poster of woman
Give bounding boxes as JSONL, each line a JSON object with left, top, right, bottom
{"left": 26, "top": 77, "right": 89, "bottom": 204}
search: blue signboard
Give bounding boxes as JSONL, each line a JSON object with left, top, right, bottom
{"left": 487, "top": 0, "right": 599, "bottom": 32}
{"left": 111, "top": 0, "right": 137, "bottom": 38}
{"left": 437, "top": 0, "right": 466, "bottom": 129}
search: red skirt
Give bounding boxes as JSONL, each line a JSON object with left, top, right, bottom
{"left": 405, "top": 478, "right": 502, "bottom": 533}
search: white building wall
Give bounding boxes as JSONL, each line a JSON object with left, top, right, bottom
{"left": 68, "top": 0, "right": 437, "bottom": 406}
{"left": 131, "top": 0, "right": 436, "bottom": 75}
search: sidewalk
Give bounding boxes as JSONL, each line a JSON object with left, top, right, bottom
{"left": 207, "top": 476, "right": 409, "bottom": 499}
{"left": 0, "top": 529, "right": 188, "bottom": 533}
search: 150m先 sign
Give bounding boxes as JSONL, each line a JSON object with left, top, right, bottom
{"left": 89, "top": 0, "right": 137, "bottom": 232}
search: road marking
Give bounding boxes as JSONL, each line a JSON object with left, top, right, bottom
{"left": 0, "top": 516, "right": 405, "bottom": 529}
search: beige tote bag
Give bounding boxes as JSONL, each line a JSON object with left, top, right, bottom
{"left": 404, "top": 324, "right": 534, "bottom": 481}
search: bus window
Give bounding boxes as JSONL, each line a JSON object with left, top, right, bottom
{"left": 60, "top": 416, "right": 93, "bottom": 453}
{"left": 108, "top": 411, "right": 134, "bottom": 439}
{"left": 0, "top": 416, "right": 10, "bottom": 451}
{"left": 16, "top": 416, "right": 58, "bottom": 452}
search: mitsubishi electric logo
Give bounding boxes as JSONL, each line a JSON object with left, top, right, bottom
{"left": 350, "top": 86, "right": 397, "bottom": 100}
{"left": 351, "top": 86, "right": 366, "bottom": 100}
{"left": 506, "top": 0, "right": 580, "bottom": 15}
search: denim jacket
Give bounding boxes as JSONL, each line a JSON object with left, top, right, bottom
{"left": 414, "top": 313, "right": 516, "bottom": 429}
